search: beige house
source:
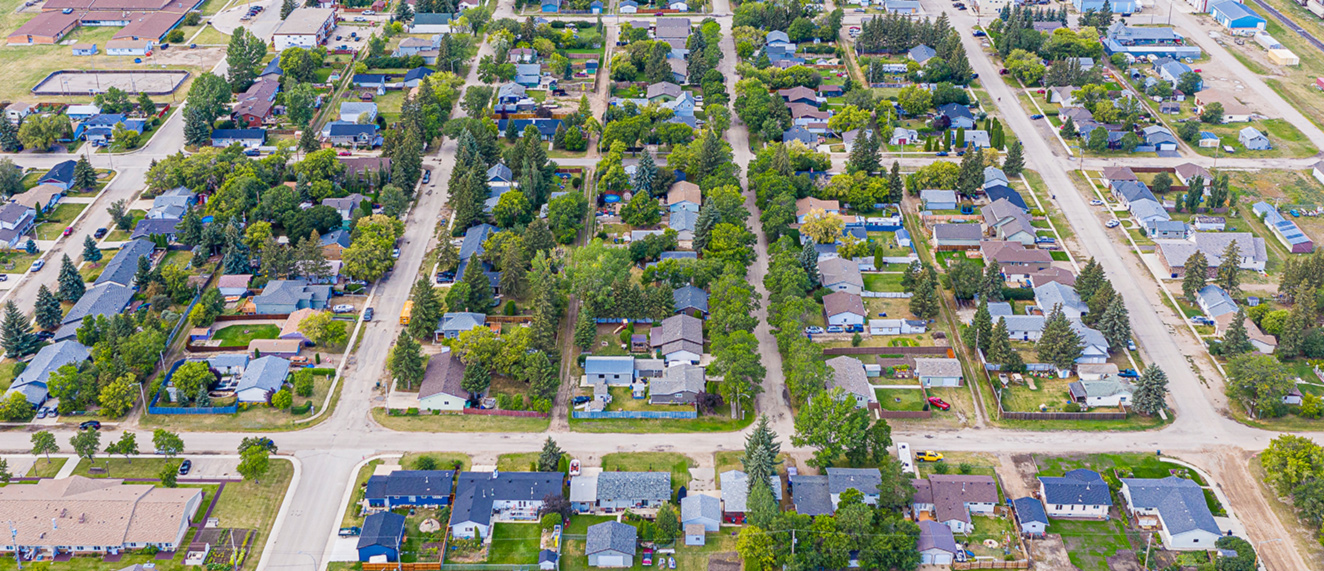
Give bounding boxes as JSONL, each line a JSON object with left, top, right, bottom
{"left": 0, "top": 476, "right": 202, "bottom": 555}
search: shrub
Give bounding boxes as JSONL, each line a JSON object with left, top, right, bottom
{"left": 932, "top": 462, "right": 951, "bottom": 474}
{"left": 406, "top": 407, "right": 419, "bottom": 416}
{"left": 504, "top": 301, "right": 518, "bottom": 315}
{"left": 851, "top": 333, "right": 863, "bottom": 347}
{"left": 1064, "top": 402, "right": 1082, "bottom": 412}
{"left": 290, "top": 401, "right": 312, "bottom": 414}
{"left": 294, "top": 370, "right": 315, "bottom": 397}
{"left": 958, "top": 462, "right": 973, "bottom": 474}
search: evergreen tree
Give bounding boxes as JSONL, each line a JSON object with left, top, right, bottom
{"left": 537, "top": 437, "right": 563, "bottom": 472}
{"left": 81, "top": 236, "right": 102, "bottom": 262}
{"left": 1221, "top": 308, "right": 1254, "bottom": 356}
{"left": 1002, "top": 141, "right": 1024, "bottom": 177}
{"left": 461, "top": 256, "right": 493, "bottom": 311}
{"left": 633, "top": 151, "right": 658, "bottom": 196}
{"left": 281, "top": 0, "right": 296, "bottom": 19}
{"left": 0, "top": 117, "right": 21, "bottom": 152}
{"left": 1131, "top": 364, "right": 1169, "bottom": 415}
{"left": 73, "top": 156, "right": 97, "bottom": 190}
{"left": 183, "top": 106, "right": 211, "bottom": 147}
{"left": 573, "top": 310, "right": 596, "bottom": 351}
{"left": 299, "top": 124, "right": 319, "bottom": 154}
{"left": 34, "top": 285, "right": 61, "bottom": 330}
{"left": 1036, "top": 305, "right": 1083, "bottom": 370}
{"left": 909, "top": 270, "right": 941, "bottom": 320}
{"left": 0, "top": 301, "right": 36, "bottom": 358}
{"left": 887, "top": 161, "right": 904, "bottom": 204}
{"left": 1280, "top": 286, "right": 1314, "bottom": 358}
{"left": 987, "top": 317, "right": 1022, "bottom": 372}
{"left": 408, "top": 278, "right": 444, "bottom": 340}
{"left": 692, "top": 202, "right": 719, "bottom": 252}
{"left": 1216, "top": 240, "right": 1242, "bottom": 295}
{"left": 1097, "top": 296, "right": 1131, "bottom": 351}
{"left": 388, "top": 330, "right": 425, "bottom": 389}
{"left": 1074, "top": 258, "right": 1105, "bottom": 300}
{"left": 979, "top": 258, "right": 1003, "bottom": 301}
{"left": 970, "top": 299, "right": 994, "bottom": 353}
{"left": 741, "top": 415, "right": 780, "bottom": 498}
{"left": 799, "top": 239, "right": 820, "bottom": 287}
{"left": 1182, "top": 250, "right": 1209, "bottom": 303}
{"left": 956, "top": 147, "right": 983, "bottom": 197}
{"left": 461, "top": 362, "right": 491, "bottom": 397}
{"left": 847, "top": 129, "right": 879, "bottom": 174}
{"left": 57, "top": 254, "right": 84, "bottom": 303}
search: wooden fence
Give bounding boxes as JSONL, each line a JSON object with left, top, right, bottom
{"left": 998, "top": 409, "right": 1128, "bottom": 421}
{"left": 876, "top": 409, "right": 932, "bottom": 419}
{"left": 953, "top": 560, "right": 1029, "bottom": 570}
{"left": 216, "top": 313, "right": 290, "bottom": 321}
{"left": 824, "top": 346, "right": 954, "bottom": 356}
{"left": 363, "top": 563, "right": 441, "bottom": 571}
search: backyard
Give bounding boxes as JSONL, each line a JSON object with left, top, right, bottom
{"left": 1048, "top": 517, "right": 1140, "bottom": 571}
{"left": 143, "top": 368, "right": 335, "bottom": 432}
{"left": 487, "top": 523, "right": 543, "bottom": 565}
{"left": 211, "top": 324, "right": 279, "bottom": 348}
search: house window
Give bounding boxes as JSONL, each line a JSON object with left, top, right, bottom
{"left": 1056, "top": 505, "right": 1062, "bottom": 510}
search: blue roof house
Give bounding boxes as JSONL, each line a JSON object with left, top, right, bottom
{"left": 936, "top": 103, "right": 975, "bottom": 129}
{"left": 235, "top": 356, "right": 290, "bottom": 403}
{"left": 1210, "top": 0, "right": 1266, "bottom": 35}
{"left": 365, "top": 470, "right": 456, "bottom": 509}
{"left": 1012, "top": 497, "right": 1049, "bottom": 537}
{"left": 38, "top": 160, "right": 76, "bottom": 190}
{"left": 541, "top": 0, "right": 560, "bottom": 11}
{"left": 1121, "top": 477, "right": 1222, "bottom": 550}
{"left": 673, "top": 285, "right": 708, "bottom": 316}
{"left": 3, "top": 340, "right": 89, "bottom": 406}
{"left": 1074, "top": 0, "right": 1136, "bottom": 13}
{"left": 358, "top": 512, "right": 406, "bottom": 562}
{"left": 591, "top": 0, "right": 603, "bottom": 12}
{"left": 1038, "top": 469, "right": 1113, "bottom": 519}
{"left": 252, "top": 279, "right": 332, "bottom": 313}
{"left": 585, "top": 356, "right": 636, "bottom": 386}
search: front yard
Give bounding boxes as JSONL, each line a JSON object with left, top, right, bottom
{"left": 34, "top": 203, "right": 88, "bottom": 240}
{"left": 601, "top": 452, "right": 692, "bottom": 496}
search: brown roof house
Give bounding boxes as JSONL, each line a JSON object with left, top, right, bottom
{"left": 0, "top": 476, "right": 203, "bottom": 553}
{"left": 823, "top": 292, "right": 866, "bottom": 328}
{"left": 667, "top": 181, "right": 701, "bottom": 213}
{"left": 279, "top": 308, "right": 318, "bottom": 343}
{"left": 910, "top": 475, "right": 999, "bottom": 533}
{"left": 418, "top": 350, "right": 468, "bottom": 411}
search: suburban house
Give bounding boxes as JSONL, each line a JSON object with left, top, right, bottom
{"left": 1013, "top": 497, "right": 1049, "bottom": 537}
{"left": 818, "top": 257, "right": 865, "bottom": 294}
{"left": 95, "top": 238, "right": 155, "bottom": 287}
{"left": 825, "top": 356, "right": 875, "bottom": 409}
{"left": 586, "top": 521, "right": 636, "bottom": 568}
{"left": 1038, "top": 469, "right": 1113, "bottom": 519}
{"left": 252, "top": 279, "right": 332, "bottom": 313}
{"left": 1239, "top": 127, "right": 1271, "bottom": 150}
{"left": 0, "top": 477, "right": 202, "bottom": 554}
{"left": 0, "top": 202, "right": 36, "bottom": 249}
{"left": 908, "top": 44, "right": 936, "bottom": 63}
{"left": 418, "top": 350, "right": 469, "bottom": 411}
{"left": 1196, "top": 284, "right": 1238, "bottom": 319}
{"left": 1252, "top": 201, "right": 1314, "bottom": 253}
{"left": 1215, "top": 313, "right": 1276, "bottom": 354}
{"left": 12, "top": 184, "right": 64, "bottom": 214}
{"left": 586, "top": 356, "right": 636, "bottom": 386}
{"left": 650, "top": 314, "right": 704, "bottom": 364}
{"left": 795, "top": 197, "right": 840, "bottom": 224}
{"left": 54, "top": 282, "right": 134, "bottom": 341}
{"left": 789, "top": 474, "right": 833, "bottom": 516}
{"left": 719, "top": 470, "right": 782, "bottom": 523}
{"left": 1194, "top": 90, "right": 1252, "bottom": 122}
{"left": 1156, "top": 232, "right": 1268, "bottom": 277}
{"left": 320, "top": 229, "right": 353, "bottom": 260}
{"left": 1035, "top": 281, "right": 1089, "bottom": 319}
{"left": 325, "top": 123, "right": 380, "bottom": 147}
{"left": 918, "top": 520, "right": 960, "bottom": 565}
{"left": 210, "top": 129, "right": 266, "bottom": 148}
{"left": 937, "top": 103, "right": 976, "bottom": 129}
{"left": 667, "top": 181, "right": 701, "bottom": 212}
{"left": 339, "top": 102, "right": 379, "bottom": 124}
{"left": 592, "top": 472, "right": 671, "bottom": 511}
{"left": 910, "top": 475, "right": 999, "bottom": 533}
{"left": 933, "top": 224, "right": 984, "bottom": 250}
{"left": 649, "top": 363, "right": 706, "bottom": 404}
{"left": 921, "top": 189, "right": 958, "bottom": 211}
{"left": 672, "top": 285, "right": 709, "bottom": 317}
{"left": 235, "top": 356, "right": 290, "bottom": 403}
{"left": 827, "top": 468, "right": 882, "bottom": 508}
{"left": 681, "top": 494, "right": 721, "bottom": 532}
{"left": 3, "top": 339, "right": 89, "bottom": 406}
{"left": 1120, "top": 477, "right": 1223, "bottom": 550}
{"left": 233, "top": 77, "right": 279, "bottom": 127}
{"left": 436, "top": 312, "right": 487, "bottom": 341}
{"left": 914, "top": 358, "right": 964, "bottom": 388}
{"left": 823, "top": 292, "right": 866, "bottom": 327}
{"left": 449, "top": 472, "right": 564, "bottom": 540}
{"left": 148, "top": 186, "right": 195, "bottom": 219}
{"left": 37, "top": 160, "right": 76, "bottom": 190}
{"left": 983, "top": 166, "right": 1010, "bottom": 189}
{"left": 1069, "top": 377, "right": 1135, "bottom": 408}
{"left": 357, "top": 512, "right": 406, "bottom": 562}
{"left": 366, "top": 470, "right": 456, "bottom": 511}
{"left": 981, "top": 198, "right": 1036, "bottom": 245}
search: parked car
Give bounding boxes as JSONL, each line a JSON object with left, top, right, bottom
{"left": 972, "top": 29, "right": 986, "bottom": 36}
{"left": 998, "top": 373, "right": 1009, "bottom": 385}
{"left": 363, "top": 307, "right": 374, "bottom": 321}
{"left": 421, "top": 170, "right": 431, "bottom": 184}
{"left": 935, "top": 151, "right": 949, "bottom": 157}
{"left": 339, "top": 527, "right": 362, "bottom": 537}
{"left": 62, "top": 227, "right": 72, "bottom": 237}
{"left": 1105, "top": 219, "right": 1121, "bottom": 228}
{"left": 290, "top": 356, "right": 310, "bottom": 366}
{"left": 34, "top": 331, "right": 53, "bottom": 341}
{"left": 332, "top": 304, "right": 355, "bottom": 313}
{"left": 36, "top": 408, "right": 46, "bottom": 419}
{"left": 435, "top": 271, "right": 455, "bottom": 284}
{"left": 1118, "top": 368, "right": 1139, "bottom": 378}
{"left": 927, "top": 397, "right": 951, "bottom": 411}
{"left": 1030, "top": 114, "right": 1044, "bottom": 119}
{"left": 571, "top": 396, "right": 592, "bottom": 405}
{"left": 915, "top": 450, "right": 944, "bottom": 462}
{"left": 1090, "top": 199, "right": 1104, "bottom": 206}
{"left": 804, "top": 326, "right": 825, "bottom": 335}
{"left": 178, "top": 459, "right": 192, "bottom": 475}
{"left": 825, "top": 325, "right": 844, "bottom": 333}
{"left": 392, "top": 248, "right": 401, "bottom": 258}
{"left": 79, "top": 420, "right": 101, "bottom": 430}
{"left": 94, "top": 227, "right": 108, "bottom": 238}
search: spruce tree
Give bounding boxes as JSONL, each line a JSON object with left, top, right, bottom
{"left": 971, "top": 299, "right": 994, "bottom": 353}
{"left": 1216, "top": 240, "right": 1242, "bottom": 295}
{"left": 0, "top": 301, "right": 36, "bottom": 358}
{"left": 887, "top": 161, "right": 904, "bottom": 204}
{"left": 461, "top": 255, "right": 493, "bottom": 311}
{"left": 1182, "top": 250, "right": 1208, "bottom": 303}
{"left": 1097, "top": 296, "right": 1131, "bottom": 351}
{"left": 388, "top": 330, "right": 425, "bottom": 389}
{"left": 461, "top": 362, "right": 491, "bottom": 397}
{"left": 633, "top": 151, "right": 657, "bottom": 196}
{"left": 987, "top": 317, "right": 1022, "bottom": 372}
{"left": 980, "top": 258, "right": 1003, "bottom": 301}
{"left": 537, "top": 437, "right": 563, "bottom": 472}
{"left": 909, "top": 271, "right": 941, "bottom": 320}
{"left": 82, "top": 236, "right": 102, "bottom": 262}
{"left": 183, "top": 106, "right": 211, "bottom": 147}
{"left": 0, "top": 117, "right": 21, "bottom": 152}
{"left": 1074, "top": 258, "right": 1105, "bottom": 300}
{"left": 34, "top": 285, "right": 61, "bottom": 331}
{"left": 800, "top": 239, "right": 820, "bottom": 287}
{"left": 299, "top": 125, "right": 319, "bottom": 154}
{"left": 1131, "top": 364, "right": 1169, "bottom": 415}
{"left": 692, "top": 202, "right": 719, "bottom": 252}
{"left": 281, "top": 0, "right": 296, "bottom": 19}
{"left": 741, "top": 415, "right": 780, "bottom": 496}
{"left": 1221, "top": 308, "right": 1254, "bottom": 356}
{"left": 57, "top": 254, "right": 84, "bottom": 303}
{"left": 408, "top": 279, "right": 443, "bottom": 340}
{"left": 1002, "top": 141, "right": 1025, "bottom": 177}
{"left": 1036, "top": 305, "right": 1082, "bottom": 370}
{"left": 73, "top": 156, "right": 97, "bottom": 190}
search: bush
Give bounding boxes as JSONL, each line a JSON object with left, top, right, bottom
{"left": 504, "top": 301, "right": 518, "bottom": 315}
{"left": 957, "top": 462, "right": 973, "bottom": 474}
{"left": 1064, "top": 402, "right": 1082, "bottom": 412}
{"left": 184, "top": 12, "right": 200, "bottom": 25}
{"left": 1001, "top": 287, "right": 1035, "bottom": 301}
{"left": 851, "top": 333, "right": 863, "bottom": 347}
{"left": 294, "top": 370, "right": 315, "bottom": 397}
{"left": 290, "top": 401, "right": 312, "bottom": 414}
{"left": 406, "top": 407, "right": 420, "bottom": 416}
{"left": 932, "top": 462, "right": 951, "bottom": 474}
{"left": 166, "top": 29, "right": 184, "bottom": 43}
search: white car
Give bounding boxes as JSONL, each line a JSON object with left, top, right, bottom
{"left": 332, "top": 304, "right": 356, "bottom": 313}
{"left": 1105, "top": 219, "right": 1121, "bottom": 228}
{"left": 31, "top": 259, "right": 44, "bottom": 271}
{"left": 1090, "top": 199, "right": 1104, "bottom": 206}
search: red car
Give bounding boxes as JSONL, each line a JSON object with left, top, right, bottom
{"left": 927, "top": 397, "right": 951, "bottom": 411}
{"left": 62, "top": 227, "right": 73, "bottom": 237}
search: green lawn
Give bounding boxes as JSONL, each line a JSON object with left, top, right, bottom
{"left": 497, "top": 452, "right": 541, "bottom": 471}
{"left": 862, "top": 272, "right": 905, "bottom": 292}
{"left": 487, "top": 523, "right": 542, "bottom": 565}
{"left": 34, "top": 203, "right": 88, "bottom": 240}
{"left": 342, "top": 459, "right": 383, "bottom": 527}
{"left": 565, "top": 514, "right": 616, "bottom": 535}
{"left": 0, "top": 250, "right": 41, "bottom": 273}
{"left": 105, "top": 210, "right": 146, "bottom": 241}
{"left": 71, "top": 457, "right": 174, "bottom": 478}
{"left": 371, "top": 408, "right": 551, "bottom": 432}
{"left": 0, "top": 360, "right": 20, "bottom": 391}
{"left": 1048, "top": 518, "right": 1136, "bottom": 571}
{"left": 1036, "top": 453, "right": 1206, "bottom": 485}
{"left": 27, "top": 457, "right": 66, "bottom": 478}
{"left": 80, "top": 250, "right": 113, "bottom": 281}
{"left": 875, "top": 388, "right": 925, "bottom": 411}
{"left": 400, "top": 452, "right": 471, "bottom": 471}
{"left": 601, "top": 452, "right": 693, "bottom": 495}
{"left": 211, "top": 324, "right": 280, "bottom": 347}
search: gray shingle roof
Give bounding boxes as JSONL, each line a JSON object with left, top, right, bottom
{"left": 358, "top": 511, "right": 405, "bottom": 551}
{"left": 672, "top": 285, "right": 708, "bottom": 313}
{"left": 130, "top": 218, "right": 180, "bottom": 239}
{"left": 596, "top": 472, "right": 671, "bottom": 504}
{"left": 719, "top": 470, "right": 782, "bottom": 513}
{"left": 253, "top": 279, "right": 331, "bottom": 309}
{"left": 585, "top": 356, "right": 635, "bottom": 377}
{"left": 439, "top": 312, "right": 487, "bottom": 334}
{"left": 586, "top": 521, "right": 637, "bottom": 556}
{"left": 650, "top": 364, "right": 705, "bottom": 396}
{"left": 1040, "top": 469, "right": 1113, "bottom": 507}
{"left": 1013, "top": 497, "right": 1049, "bottom": 525}
{"left": 823, "top": 292, "right": 865, "bottom": 317}
{"left": 818, "top": 258, "right": 863, "bottom": 289}
{"left": 681, "top": 494, "right": 720, "bottom": 523}
{"left": 1122, "top": 477, "right": 1220, "bottom": 536}
{"left": 917, "top": 519, "right": 958, "bottom": 553}
{"left": 650, "top": 314, "right": 703, "bottom": 347}
{"left": 459, "top": 224, "right": 497, "bottom": 260}
{"left": 55, "top": 282, "right": 133, "bottom": 340}
{"left": 1035, "top": 282, "right": 1088, "bottom": 315}
{"left": 911, "top": 475, "right": 999, "bottom": 525}
{"left": 450, "top": 472, "right": 564, "bottom": 528}
{"left": 790, "top": 475, "right": 833, "bottom": 515}
{"left": 6, "top": 340, "right": 89, "bottom": 404}
{"left": 95, "top": 239, "right": 154, "bottom": 287}
{"left": 934, "top": 224, "right": 984, "bottom": 241}
{"left": 914, "top": 358, "right": 963, "bottom": 378}
{"left": 419, "top": 351, "right": 466, "bottom": 400}
{"left": 825, "top": 356, "right": 871, "bottom": 403}
{"left": 236, "top": 356, "right": 289, "bottom": 394}
{"left": 827, "top": 468, "right": 881, "bottom": 495}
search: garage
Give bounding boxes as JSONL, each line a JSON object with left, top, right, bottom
{"left": 597, "top": 555, "right": 625, "bottom": 567}
{"left": 921, "top": 550, "right": 954, "bottom": 565}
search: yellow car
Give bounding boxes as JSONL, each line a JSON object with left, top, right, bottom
{"left": 916, "top": 451, "right": 944, "bottom": 462}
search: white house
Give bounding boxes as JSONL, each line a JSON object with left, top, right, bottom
{"left": 1038, "top": 470, "right": 1113, "bottom": 519}
{"left": 1120, "top": 477, "right": 1223, "bottom": 550}
{"left": 914, "top": 358, "right": 963, "bottom": 388}
{"left": 818, "top": 257, "right": 863, "bottom": 294}
{"left": 823, "top": 292, "right": 866, "bottom": 327}
{"left": 273, "top": 8, "right": 335, "bottom": 51}
{"left": 418, "top": 350, "right": 468, "bottom": 411}
{"left": 825, "top": 356, "right": 876, "bottom": 409}
{"left": 910, "top": 475, "right": 999, "bottom": 533}
{"left": 1068, "top": 378, "right": 1134, "bottom": 408}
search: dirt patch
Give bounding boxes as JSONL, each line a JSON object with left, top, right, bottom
{"left": 1025, "top": 536, "right": 1074, "bottom": 570}
{"left": 707, "top": 552, "right": 740, "bottom": 571}
{"left": 152, "top": 47, "right": 225, "bottom": 68}
{"left": 1104, "top": 550, "right": 1143, "bottom": 571}
{"left": 1211, "top": 450, "right": 1321, "bottom": 571}
{"left": 997, "top": 453, "right": 1039, "bottom": 499}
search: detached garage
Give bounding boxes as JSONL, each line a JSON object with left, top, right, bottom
{"left": 918, "top": 520, "right": 958, "bottom": 564}
{"left": 586, "top": 521, "right": 637, "bottom": 568}
{"left": 915, "top": 358, "right": 964, "bottom": 388}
